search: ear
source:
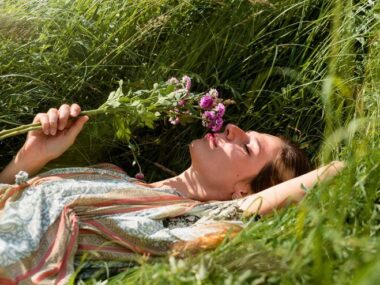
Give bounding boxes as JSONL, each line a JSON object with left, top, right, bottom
{"left": 232, "top": 180, "right": 251, "bottom": 200}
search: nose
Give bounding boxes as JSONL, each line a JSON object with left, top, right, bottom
{"left": 224, "top": 124, "right": 248, "bottom": 142}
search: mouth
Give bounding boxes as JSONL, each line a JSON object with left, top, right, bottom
{"left": 205, "top": 133, "right": 218, "bottom": 148}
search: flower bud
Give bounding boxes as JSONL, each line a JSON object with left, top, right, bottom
{"left": 135, "top": 172, "right": 145, "bottom": 180}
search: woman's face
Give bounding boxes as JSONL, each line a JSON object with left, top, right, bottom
{"left": 189, "top": 124, "right": 283, "bottom": 200}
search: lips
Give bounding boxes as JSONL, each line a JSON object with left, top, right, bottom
{"left": 205, "top": 133, "right": 217, "bottom": 148}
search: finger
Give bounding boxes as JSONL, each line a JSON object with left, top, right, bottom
{"left": 34, "top": 113, "right": 50, "bottom": 135}
{"left": 70, "top": 103, "right": 81, "bottom": 117}
{"left": 47, "top": 108, "right": 58, "bottom": 135}
{"left": 66, "top": 115, "right": 89, "bottom": 143}
{"left": 58, "top": 104, "right": 70, "bottom": 131}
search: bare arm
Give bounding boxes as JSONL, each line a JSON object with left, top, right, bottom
{"left": 238, "top": 161, "right": 345, "bottom": 216}
{"left": 0, "top": 104, "right": 88, "bottom": 184}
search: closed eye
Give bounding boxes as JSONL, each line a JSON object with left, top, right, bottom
{"left": 244, "top": 144, "right": 250, "bottom": 155}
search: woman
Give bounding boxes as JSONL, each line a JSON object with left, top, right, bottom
{"left": 0, "top": 104, "right": 343, "bottom": 284}
{"left": 0, "top": 103, "right": 342, "bottom": 208}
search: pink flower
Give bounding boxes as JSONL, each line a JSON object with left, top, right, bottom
{"left": 201, "top": 102, "right": 225, "bottom": 132}
{"left": 201, "top": 111, "right": 215, "bottom": 129}
{"left": 177, "top": 99, "right": 186, "bottom": 107}
{"left": 202, "top": 110, "right": 216, "bottom": 121}
{"left": 199, "top": 94, "right": 214, "bottom": 109}
{"left": 211, "top": 117, "right": 223, "bottom": 132}
{"left": 167, "top": 77, "right": 179, "bottom": 85}
{"left": 215, "top": 103, "right": 225, "bottom": 117}
{"left": 182, "top": 75, "right": 191, "bottom": 91}
{"left": 169, "top": 116, "right": 180, "bottom": 125}
{"left": 135, "top": 172, "right": 145, "bottom": 180}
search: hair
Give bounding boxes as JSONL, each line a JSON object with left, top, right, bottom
{"left": 249, "top": 136, "right": 311, "bottom": 193}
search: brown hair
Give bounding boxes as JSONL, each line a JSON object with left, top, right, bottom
{"left": 250, "top": 136, "right": 311, "bottom": 193}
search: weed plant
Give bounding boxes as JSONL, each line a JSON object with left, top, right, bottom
{"left": 0, "top": 0, "right": 379, "bottom": 284}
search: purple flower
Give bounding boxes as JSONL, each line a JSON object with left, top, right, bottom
{"left": 201, "top": 111, "right": 215, "bottom": 129}
{"left": 215, "top": 103, "right": 225, "bottom": 117}
{"left": 182, "top": 75, "right": 191, "bottom": 91}
{"left": 211, "top": 117, "right": 223, "bottom": 132}
{"left": 201, "top": 107, "right": 225, "bottom": 132}
{"left": 202, "top": 110, "right": 216, "bottom": 121}
{"left": 167, "top": 77, "right": 179, "bottom": 85}
{"left": 199, "top": 94, "right": 214, "bottom": 109}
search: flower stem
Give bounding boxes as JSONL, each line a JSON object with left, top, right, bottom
{"left": 0, "top": 107, "right": 109, "bottom": 140}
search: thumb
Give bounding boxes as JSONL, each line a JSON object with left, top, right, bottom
{"left": 66, "top": 116, "right": 89, "bottom": 141}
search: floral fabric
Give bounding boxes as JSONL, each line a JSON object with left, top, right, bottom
{"left": 0, "top": 164, "right": 243, "bottom": 285}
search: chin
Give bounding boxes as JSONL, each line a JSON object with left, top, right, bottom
{"left": 188, "top": 139, "right": 204, "bottom": 168}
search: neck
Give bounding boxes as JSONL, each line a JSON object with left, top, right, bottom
{"left": 148, "top": 166, "right": 210, "bottom": 201}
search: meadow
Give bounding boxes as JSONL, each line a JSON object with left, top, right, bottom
{"left": 0, "top": 0, "right": 379, "bottom": 284}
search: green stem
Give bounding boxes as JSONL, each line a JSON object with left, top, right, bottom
{"left": 0, "top": 107, "right": 109, "bottom": 140}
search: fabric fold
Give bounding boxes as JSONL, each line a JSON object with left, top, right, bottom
{"left": 0, "top": 164, "right": 243, "bottom": 284}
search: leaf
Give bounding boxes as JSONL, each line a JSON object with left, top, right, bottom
{"left": 103, "top": 80, "right": 124, "bottom": 109}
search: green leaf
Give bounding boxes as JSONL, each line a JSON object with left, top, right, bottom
{"left": 103, "top": 80, "right": 124, "bottom": 109}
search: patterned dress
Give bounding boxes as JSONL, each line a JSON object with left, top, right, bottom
{"left": 0, "top": 164, "right": 243, "bottom": 285}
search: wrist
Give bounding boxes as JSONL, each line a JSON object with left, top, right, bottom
{"left": 15, "top": 146, "right": 50, "bottom": 173}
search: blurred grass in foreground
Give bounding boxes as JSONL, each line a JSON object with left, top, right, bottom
{"left": 0, "top": 0, "right": 379, "bottom": 284}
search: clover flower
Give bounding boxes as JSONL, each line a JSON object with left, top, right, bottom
{"left": 211, "top": 116, "right": 223, "bottom": 132}
{"left": 202, "top": 110, "right": 216, "bottom": 124}
{"left": 201, "top": 110, "right": 224, "bottom": 132}
{"left": 198, "top": 88, "right": 225, "bottom": 132}
{"left": 164, "top": 76, "right": 228, "bottom": 133}
{"left": 182, "top": 75, "right": 191, "bottom": 91}
{"left": 167, "top": 77, "right": 179, "bottom": 85}
{"left": 199, "top": 94, "right": 214, "bottom": 109}
{"left": 215, "top": 103, "right": 225, "bottom": 117}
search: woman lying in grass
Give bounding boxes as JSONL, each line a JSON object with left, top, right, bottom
{"left": 0, "top": 103, "right": 343, "bottom": 210}
{"left": 0, "top": 104, "right": 343, "bottom": 284}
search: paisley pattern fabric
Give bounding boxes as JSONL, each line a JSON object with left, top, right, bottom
{"left": 0, "top": 164, "right": 243, "bottom": 285}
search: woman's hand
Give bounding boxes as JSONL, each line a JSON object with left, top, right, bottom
{"left": 22, "top": 104, "right": 89, "bottom": 163}
{"left": 0, "top": 104, "right": 88, "bottom": 184}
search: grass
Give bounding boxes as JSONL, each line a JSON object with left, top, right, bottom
{"left": 0, "top": 0, "right": 379, "bottom": 284}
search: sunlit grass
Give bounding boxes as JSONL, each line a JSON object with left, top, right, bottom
{"left": 1, "top": 0, "right": 379, "bottom": 284}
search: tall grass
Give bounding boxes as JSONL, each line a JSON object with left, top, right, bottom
{"left": 1, "top": 0, "right": 330, "bottom": 176}
{"left": 0, "top": 0, "right": 379, "bottom": 284}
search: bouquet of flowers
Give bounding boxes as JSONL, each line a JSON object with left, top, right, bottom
{"left": 0, "top": 76, "right": 234, "bottom": 178}
{"left": 0, "top": 76, "right": 233, "bottom": 141}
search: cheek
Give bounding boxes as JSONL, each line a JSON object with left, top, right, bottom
{"left": 191, "top": 142, "right": 248, "bottom": 177}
